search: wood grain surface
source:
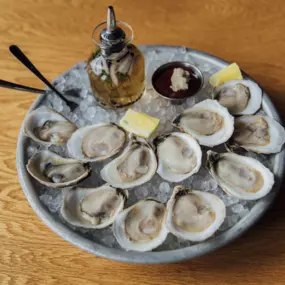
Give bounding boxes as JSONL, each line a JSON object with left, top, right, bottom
{"left": 1, "top": 0, "right": 285, "bottom": 284}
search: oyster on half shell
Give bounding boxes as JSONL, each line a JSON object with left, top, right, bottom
{"left": 24, "top": 107, "right": 77, "bottom": 146}
{"left": 154, "top": 132, "right": 202, "bottom": 182}
{"left": 206, "top": 150, "right": 274, "bottom": 200}
{"left": 165, "top": 186, "right": 225, "bottom": 241}
{"left": 213, "top": 80, "right": 262, "bottom": 115}
{"left": 226, "top": 115, "right": 285, "bottom": 154}
{"left": 26, "top": 150, "right": 90, "bottom": 188}
{"left": 67, "top": 123, "right": 126, "bottom": 162}
{"left": 61, "top": 184, "right": 127, "bottom": 229}
{"left": 113, "top": 198, "right": 168, "bottom": 251}
{"left": 172, "top": 99, "right": 234, "bottom": 147}
{"left": 100, "top": 135, "right": 157, "bottom": 189}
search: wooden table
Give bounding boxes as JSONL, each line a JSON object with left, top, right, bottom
{"left": 1, "top": 0, "right": 285, "bottom": 284}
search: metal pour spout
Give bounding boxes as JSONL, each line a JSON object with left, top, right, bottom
{"left": 107, "top": 6, "right": 116, "bottom": 32}
{"left": 100, "top": 6, "right": 126, "bottom": 56}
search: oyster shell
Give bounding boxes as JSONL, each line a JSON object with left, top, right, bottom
{"left": 172, "top": 99, "right": 234, "bottom": 147}
{"left": 154, "top": 132, "right": 202, "bottom": 182}
{"left": 24, "top": 107, "right": 77, "bottom": 146}
{"left": 67, "top": 123, "right": 126, "bottom": 162}
{"left": 113, "top": 198, "right": 168, "bottom": 251}
{"left": 100, "top": 135, "right": 157, "bottom": 189}
{"left": 227, "top": 115, "right": 285, "bottom": 154}
{"left": 213, "top": 80, "right": 262, "bottom": 115}
{"left": 61, "top": 185, "right": 127, "bottom": 229}
{"left": 26, "top": 150, "right": 90, "bottom": 188}
{"left": 206, "top": 150, "right": 274, "bottom": 200}
{"left": 165, "top": 186, "right": 225, "bottom": 241}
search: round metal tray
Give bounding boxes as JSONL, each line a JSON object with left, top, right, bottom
{"left": 17, "top": 45, "right": 285, "bottom": 264}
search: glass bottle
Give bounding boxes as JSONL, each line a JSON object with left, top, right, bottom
{"left": 86, "top": 6, "right": 145, "bottom": 109}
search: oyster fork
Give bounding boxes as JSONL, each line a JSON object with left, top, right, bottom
{"left": 9, "top": 45, "right": 78, "bottom": 111}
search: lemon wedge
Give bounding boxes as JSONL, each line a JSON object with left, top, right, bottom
{"left": 119, "top": 109, "right": 160, "bottom": 138}
{"left": 209, "top": 63, "right": 243, "bottom": 87}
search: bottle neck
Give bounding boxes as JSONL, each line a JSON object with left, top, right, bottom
{"left": 101, "top": 45, "right": 129, "bottom": 60}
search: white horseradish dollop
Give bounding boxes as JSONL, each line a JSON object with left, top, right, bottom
{"left": 170, "top": 68, "right": 190, "bottom": 92}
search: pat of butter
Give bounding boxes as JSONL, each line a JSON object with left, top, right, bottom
{"left": 170, "top": 68, "right": 190, "bottom": 92}
{"left": 119, "top": 109, "right": 160, "bottom": 138}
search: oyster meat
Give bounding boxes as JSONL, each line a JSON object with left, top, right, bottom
{"left": 24, "top": 107, "right": 77, "bottom": 145}
{"left": 113, "top": 199, "right": 168, "bottom": 251}
{"left": 206, "top": 150, "right": 274, "bottom": 200}
{"left": 213, "top": 80, "right": 262, "bottom": 115}
{"left": 67, "top": 123, "right": 126, "bottom": 162}
{"left": 154, "top": 132, "right": 202, "bottom": 182}
{"left": 227, "top": 115, "right": 285, "bottom": 154}
{"left": 61, "top": 184, "right": 127, "bottom": 229}
{"left": 165, "top": 186, "right": 225, "bottom": 241}
{"left": 26, "top": 150, "right": 90, "bottom": 188}
{"left": 173, "top": 99, "right": 234, "bottom": 147}
{"left": 100, "top": 135, "right": 157, "bottom": 188}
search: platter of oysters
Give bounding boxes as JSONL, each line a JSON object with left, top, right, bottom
{"left": 16, "top": 6, "right": 285, "bottom": 264}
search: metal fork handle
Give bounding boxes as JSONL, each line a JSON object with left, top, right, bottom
{"left": 9, "top": 45, "right": 68, "bottom": 104}
{"left": 0, "top": 79, "right": 45, "bottom": 94}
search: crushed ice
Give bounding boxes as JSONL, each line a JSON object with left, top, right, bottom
{"left": 28, "top": 48, "right": 277, "bottom": 251}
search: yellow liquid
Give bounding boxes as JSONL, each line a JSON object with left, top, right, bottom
{"left": 87, "top": 44, "right": 145, "bottom": 109}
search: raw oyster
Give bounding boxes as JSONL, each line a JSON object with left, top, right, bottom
{"left": 165, "top": 186, "right": 225, "bottom": 241}
{"left": 227, "top": 115, "right": 285, "bottom": 154}
{"left": 213, "top": 80, "right": 262, "bottom": 115}
{"left": 206, "top": 150, "right": 274, "bottom": 200}
{"left": 26, "top": 150, "right": 90, "bottom": 188}
{"left": 172, "top": 99, "right": 234, "bottom": 147}
{"left": 154, "top": 132, "right": 202, "bottom": 182}
{"left": 67, "top": 123, "right": 126, "bottom": 162}
{"left": 24, "top": 107, "right": 77, "bottom": 146}
{"left": 113, "top": 199, "right": 168, "bottom": 251}
{"left": 61, "top": 185, "right": 127, "bottom": 229}
{"left": 100, "top": 135, "right": 157, "bottom": 189}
